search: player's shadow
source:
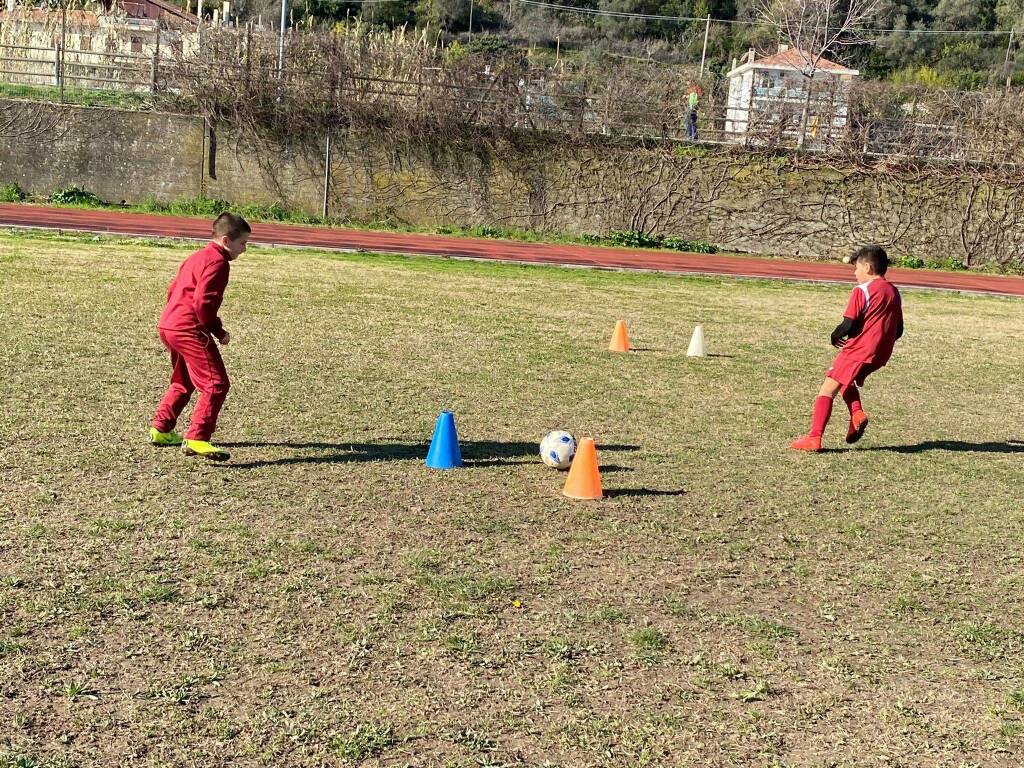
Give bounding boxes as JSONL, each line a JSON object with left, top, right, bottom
{"left": 866, "top": 440, "right": 1024, "bottom": 454}
{"left": 604, "top": 488, "right": 686, "bottom": 498}
{"left": 221, "top": 440, "right": 640, "bottom": 470}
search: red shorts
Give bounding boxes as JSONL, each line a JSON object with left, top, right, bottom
{"left": 827, "top": 351, "right": 880, "bottom": 388}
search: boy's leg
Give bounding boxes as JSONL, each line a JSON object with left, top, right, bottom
{"left": 842, "top": 366, "right": 876, "bottom": 444}
{"left": 152, "top": 335, "right": 195, "bottom": 434}
{"left": 810, "top": 377, "right": 842, "bottom": 437}
{"left": 791, "top": 377, "right": 842, "bottom": 451}
{"left": 179, "top": 335, "right": 230, "bottom": 442}
{"left": 841, "top": 384, "right": 862, "bottom": 415}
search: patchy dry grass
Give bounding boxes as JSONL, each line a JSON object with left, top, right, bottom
{"left": 2, "top": 230, "right": 1024, "bottom": 767}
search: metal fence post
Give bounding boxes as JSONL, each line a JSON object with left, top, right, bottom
{"left": 200, "top": 115, "right": 208, "bottom": 197}
{"left": 277, "top": 0, "right": 288, "bottom": 78}
{"left": 415, "top": 64, "right": 422, "bottom": 116}
{"left": 244, "top": 21, "right": 252, "bottom": 95}
{"left": 58, "top": 7, "right": 66, "bottom": 102}
{"left": 583, "top": 84, "right": 592, "bottom": 133}
{"left": 322, "top": 131, "right": 331, "bottom": 220}
{"left": 54, "top": 42, "right": 64, "bottom": 101}
{"left": 151, "top": 30, "right": 160, "bottom": 93}
{"left": 699, "top": 14, "right": 710, "bottom": 77}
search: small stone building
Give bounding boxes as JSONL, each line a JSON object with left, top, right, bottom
{"left": 725, "top": 45, "right": 859, "bottom": 147}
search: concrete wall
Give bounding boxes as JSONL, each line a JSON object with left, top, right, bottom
{"left": 3, "top": 98, "right": 1023, "bottom": 267}
{"left": 0, "top": 100, "right": 203, "bottom": 203}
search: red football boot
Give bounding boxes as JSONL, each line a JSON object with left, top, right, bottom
{"left": 846, "top": 410, "right": 869, "bottom": 445}
{"left": 789, "top": 434, "right": 823, "bottom": 452}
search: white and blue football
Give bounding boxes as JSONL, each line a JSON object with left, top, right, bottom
{"left": 540, "top": 430, "right": 576, "bottom": 469}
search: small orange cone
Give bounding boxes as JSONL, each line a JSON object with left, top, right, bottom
{"left": 562, "top": 437, "right": 603, "bottom": 500}
{"left": 609, "top": 320, "right": 630, "bottom": 352}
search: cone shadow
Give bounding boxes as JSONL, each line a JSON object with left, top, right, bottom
{"left": 604, "top": 488, "right": 687, "bottom": 498}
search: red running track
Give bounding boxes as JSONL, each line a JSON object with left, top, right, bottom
{"left": 4, "top": 203, "right": 1024, "bottom": 297}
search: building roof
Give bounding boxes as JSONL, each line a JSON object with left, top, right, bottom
{"left": 133, "top": 0, "right": 200, "bottom": 25}
{"left": 0, "top": 9, "right": 101, "bottom": 24}
{"left": 0, "top": 3, "right": 197, "bottom": 28}
{"left": 728, "top": 45, "right": 859, "bottom": 79}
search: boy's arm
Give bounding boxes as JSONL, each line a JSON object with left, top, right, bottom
{"left": 831, "top": 288, "right": 867, "bottom": 348}
{"left": 896, "top": 300, "right": 904, "bottom": 340}
{"left": 193, "top": 260, "right": 229, "bottom": 342}
{"left": 830, "top": 316, "right": 863, "bottom": 348}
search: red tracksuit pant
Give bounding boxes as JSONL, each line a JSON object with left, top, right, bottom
{"left": 151, "top": 329, "right": 230, "bottom": 441}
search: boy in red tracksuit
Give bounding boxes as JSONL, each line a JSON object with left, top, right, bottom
{"left": 149, "top": 213, "right": 250, "bottom": 461}
{"left": 791, "top": 245, "right": 903, "bottom": 452}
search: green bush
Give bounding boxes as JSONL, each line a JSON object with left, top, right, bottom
{"left": 162, "top": 198, "right": 322, "bottom": 224}
{"left": 50, "top": 186, "right": 105, "bottom": 206}
{"left": 472, "top": 224, "right": 505, "bottom": 239}
{"left": 0, "top": 182, "right": 26, "bottom": 202}
{"left": 167, "top": 197, "right": 229, "bottom": 217}
{"left": 462, "top": 35, "right": 518, "bottom": 59}
{"left": 135, "top": 196, "right": 169, "bottom": 213}
{"left": 923, "top": 257, "right": 967, "bottom": 271}
{"left": 236, "top": 202, "right": 293, "bottom": 222}
{"left": 662, "top": 235, "right": 718, "bottom": 254}
{"left": 578, "top": 231, "right": 720, "bottom": 253}
{"left": 894, "top": 254, "right": 925, "bottom": 269}
{"left": 603, "top": 230, "right": 663, "bottom": 249}
{"left": 444, "top": 41, "right": 466, "bottom": 65}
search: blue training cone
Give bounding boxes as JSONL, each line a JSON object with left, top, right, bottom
{"left": 425, "top": 410, "right": 464, "bottom": 469}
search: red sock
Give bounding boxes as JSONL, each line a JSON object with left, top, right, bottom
{"left": 841, "top": 385, "right": 863, "bottom": 415}
{"left": 809, "top": 396, "right": 833, "bottom": 437}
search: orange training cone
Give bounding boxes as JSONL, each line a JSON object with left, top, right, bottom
{"left": 609, "top": 320, "right": 630, "bottom": 352}
{"left": 562, "top": 437, "right": 603, "bottom": 500}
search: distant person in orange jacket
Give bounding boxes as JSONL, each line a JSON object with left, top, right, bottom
{"left": 149, "top": 212, "right": 250, "bottom": 461}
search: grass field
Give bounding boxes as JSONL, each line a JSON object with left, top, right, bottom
{"left": 2, "top": 230, "right": 1024, "bottom": 768}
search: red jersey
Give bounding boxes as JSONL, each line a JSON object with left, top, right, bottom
{"left": 841, "top": 277, "right": 902, "bottom": 365}
{"left": 158, "top": 242, "right": 231, "bottom": 342}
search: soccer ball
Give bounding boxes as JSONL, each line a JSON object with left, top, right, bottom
{"left": 540, "top": 430, "right": 576, "bottom": 469}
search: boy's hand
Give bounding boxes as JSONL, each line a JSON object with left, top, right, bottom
{"left": 221, "top": 331, "right": 231, "bottom": 346}
{"left": 831, "top": 337, "right": 846, "bottom": 349}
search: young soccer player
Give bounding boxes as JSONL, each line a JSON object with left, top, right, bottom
{"left": 790, "top": 245, "right": 903, "bottom": 452}
{"left": 149, "top": 212, "right": 251, "bottom": 461}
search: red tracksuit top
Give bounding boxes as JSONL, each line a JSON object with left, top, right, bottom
{"left": 158, "top": 242, "right": 231, "bottom": 341}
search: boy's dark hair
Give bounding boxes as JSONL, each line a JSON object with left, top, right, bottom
{"left": 854, "top": 245, "right": 888, "bottom": 276}
{"left": 212, "top": 212, "right": 251, "bottom": 240}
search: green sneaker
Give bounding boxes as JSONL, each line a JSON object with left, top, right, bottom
{"left": 150, "top": 427, "right": 183, "bottom": 447}
{"left": 181, "top": 439, "right": 231, "bottom": 462}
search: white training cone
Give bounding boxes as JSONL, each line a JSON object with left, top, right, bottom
{"left": 687, "top": 325, "right": 706, "bottom": 357}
